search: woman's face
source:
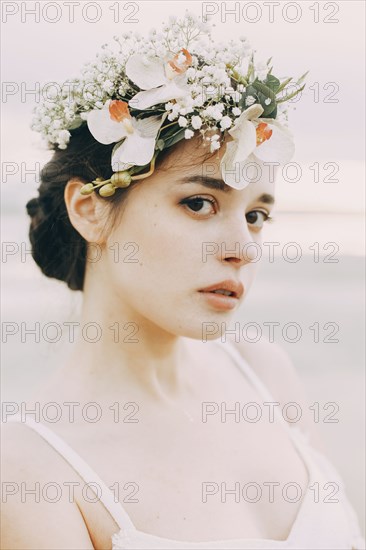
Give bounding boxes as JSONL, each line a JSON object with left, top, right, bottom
{"left": 100, "top": 136, "right": 276, "bottom": 340}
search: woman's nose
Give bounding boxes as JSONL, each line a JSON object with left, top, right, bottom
{"left": 220, "top": 219, "right": 259, "bottom": 267}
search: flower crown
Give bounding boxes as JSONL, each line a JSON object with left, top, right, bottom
{"left": 31, "top": 11, "right": 308, "bottom": 195}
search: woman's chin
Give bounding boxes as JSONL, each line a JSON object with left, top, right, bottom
{"left": 175, "top": 314, "right": 236, "bottom": 341}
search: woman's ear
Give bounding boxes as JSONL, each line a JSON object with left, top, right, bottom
{"left": 64, "top": 178, "right": 108, "bottom": 245}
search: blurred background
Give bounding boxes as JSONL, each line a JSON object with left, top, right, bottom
{"left": 1, "top": 0, "right": 365, "bottom": 536}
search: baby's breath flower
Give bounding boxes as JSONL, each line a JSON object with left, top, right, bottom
{"left": 219, "top": 116, "right": 232, "bottom": 130}
{"left": 186, "top": 67, "right": 196, "bottom": 79}
{"left": 210, "top": 140, "right": 221, "bottom": 153}
{"left": 178, "top": 116, "right": 188, "bottom": 127}
{"left": 191, "top": 115, "right": 202, "bottom": 129}
{"left": 58, "top": 129, "right": 71, "bottom": 141}
{"left": 29, "top": 9, "right": 304, "bottom": 168}
{"left": 245, "top": 95, "right": 256, "bottom": 107}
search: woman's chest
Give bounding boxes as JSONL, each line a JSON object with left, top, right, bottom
{"left": 71, "top": 411, "right": 309, "bottom": 546}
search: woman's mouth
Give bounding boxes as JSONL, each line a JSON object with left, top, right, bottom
{"left": 197, "top": 280, "right": 244, "bottom": 311}
{"left": 198, "top": 290, "right": 240, "bottom": 310}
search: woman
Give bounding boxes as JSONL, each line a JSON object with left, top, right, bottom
{"left": 1, "top": 12, "right": 364, "bottom": 550}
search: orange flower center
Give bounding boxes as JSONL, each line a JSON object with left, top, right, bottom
{"left": 109, "top": 100, "right": 131, "bottom": 123}
{"left": 256, "top": 122, "right": 272, "bottom": 146}
{"left": 167, "top": 48, "right": 192, "bottom": 75}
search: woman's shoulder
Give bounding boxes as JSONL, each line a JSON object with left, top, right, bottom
{"left": 225, "top": 332, "right": 327, "bottom": 453}
{"left": 1, "top": 421, "right": 94, "bottom": 549}
{"left": 1, "top": 419, "right": 74, "bottom": 502}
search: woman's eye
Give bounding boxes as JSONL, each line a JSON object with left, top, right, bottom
{"left": 180, "top": 199, "right": 271, "bottom": 227}
{"left": 246, "top": 210, "right": 271, "bottom": 229}
{"left": 180, "top": 196, "right": 216, "bottom": 216}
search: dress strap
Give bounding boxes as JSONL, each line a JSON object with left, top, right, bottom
{"left": 4, "top": 414, "right": 136, "bottom": 532}
{"left": 213, "top": 339, "right": 294, "bottom": 432}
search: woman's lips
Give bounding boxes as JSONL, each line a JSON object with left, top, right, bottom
{"left": 198, "top": 279, "right": 244, "bottom": 299}
{"left": 198, "top": 291, "right": 240, "bottom": 311}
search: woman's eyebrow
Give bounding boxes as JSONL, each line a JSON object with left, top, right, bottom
{"left": 176, "top": 175, "right": 275, "bottom": 204}
{"left": 256, "top": 193, "right": 275, "bottom": 205}
{"left": 177, "top": 175, "right": 232, "bottom": 192}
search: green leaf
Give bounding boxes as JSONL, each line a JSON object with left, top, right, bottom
{"left": 259, "top": 103, "right": 277, "bottom": 118}
{"left": 260, "top": 104, "right": 277, "bottom": 119}
{"left": 276, "top": 77, "right": 293, "bottom": 94}
{"left": 238, "top": 85, "right": 257, "bottom": 110}
{"left": 277, "top": 83, "right": 306, "bottom": 103}
{"left": 296, "top": 70, "right": 309, "bottom": 85}
{"left": 130, "top": 162, "right": 149, "bottom": 175}
{"left": 68, "top": 116, "right": 84, "bottom": 130}
{"left": 262, "top": 99, "right": 277, "bottom": 117}
{"left": 246, "top": 60, "right": 254, "bottom": 81}
{"left": 252, "top": 79, "right": 277, "bottom": 102}
{"left": 160, "top": 123, "right": 181, "bottom": 140}
{"left": 161, "top": 128, "right": 186, "bottom": 149}
{"left": 264, "top": 74, "right": 281, "bottom": 94}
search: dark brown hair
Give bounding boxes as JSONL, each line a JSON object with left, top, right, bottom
{"left": 26, "top": 123, "right": 215, "bottom": 291}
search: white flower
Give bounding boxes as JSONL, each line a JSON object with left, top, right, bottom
{"left": 203, "top": 105, "right": 223, "bottom": 121}
{"left": 28, "top": 11, "right": 304, "bottom": 158}
{"left": 191, "top": 115, "right": 202, "bottom": 129}
{"left": 210, "top": 140, "right": 221, "bottom": 152}
{"left": 219, "top": 116, "right": 232, "bottom": 130}
{"left": 102, "top": 79, "right": 114, "bottom": 92}
{"left": 192, "top": 96, "right": 204, "bottom": 108}
{"left": 224, "top": 87, "right": 241, "bottom": 103}
{"left": 178, "top": 116, "right": 188, "bottom": 127}
{"left": 87, "top": 99, "right": 166, "bottom": 171}
{"left": 237, "top": 57, "right": 250, "bottom": 78}
{"left": 220, "top": 104, "right": 295, "bottom": 190}
{"left": 245, "top": 95, "right": 256, "bottom": 107}
{"left": 184, "top": 129, "right": 194, "bottom": 139}
{"left": 212, "top": 110, "right": 223, "bottom": 121}
{"left": 255, "top": 60, "right": 268, "bottom": 81}
{"left": 126, "top": 50, "right": 192, "bottom": 110}
{"left": 186, "top": 67, "right": 196, "bottom": 79}
{"left": 58, "top": 129, "right": 71, "bottom": 141}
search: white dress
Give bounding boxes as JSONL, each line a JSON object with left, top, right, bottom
{"left": 5, "top": 340, "right": 365, "bottom": 549}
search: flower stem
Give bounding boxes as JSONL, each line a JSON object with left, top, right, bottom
{"left": 131, "top": 155, "right": 157, "bottom": 181}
